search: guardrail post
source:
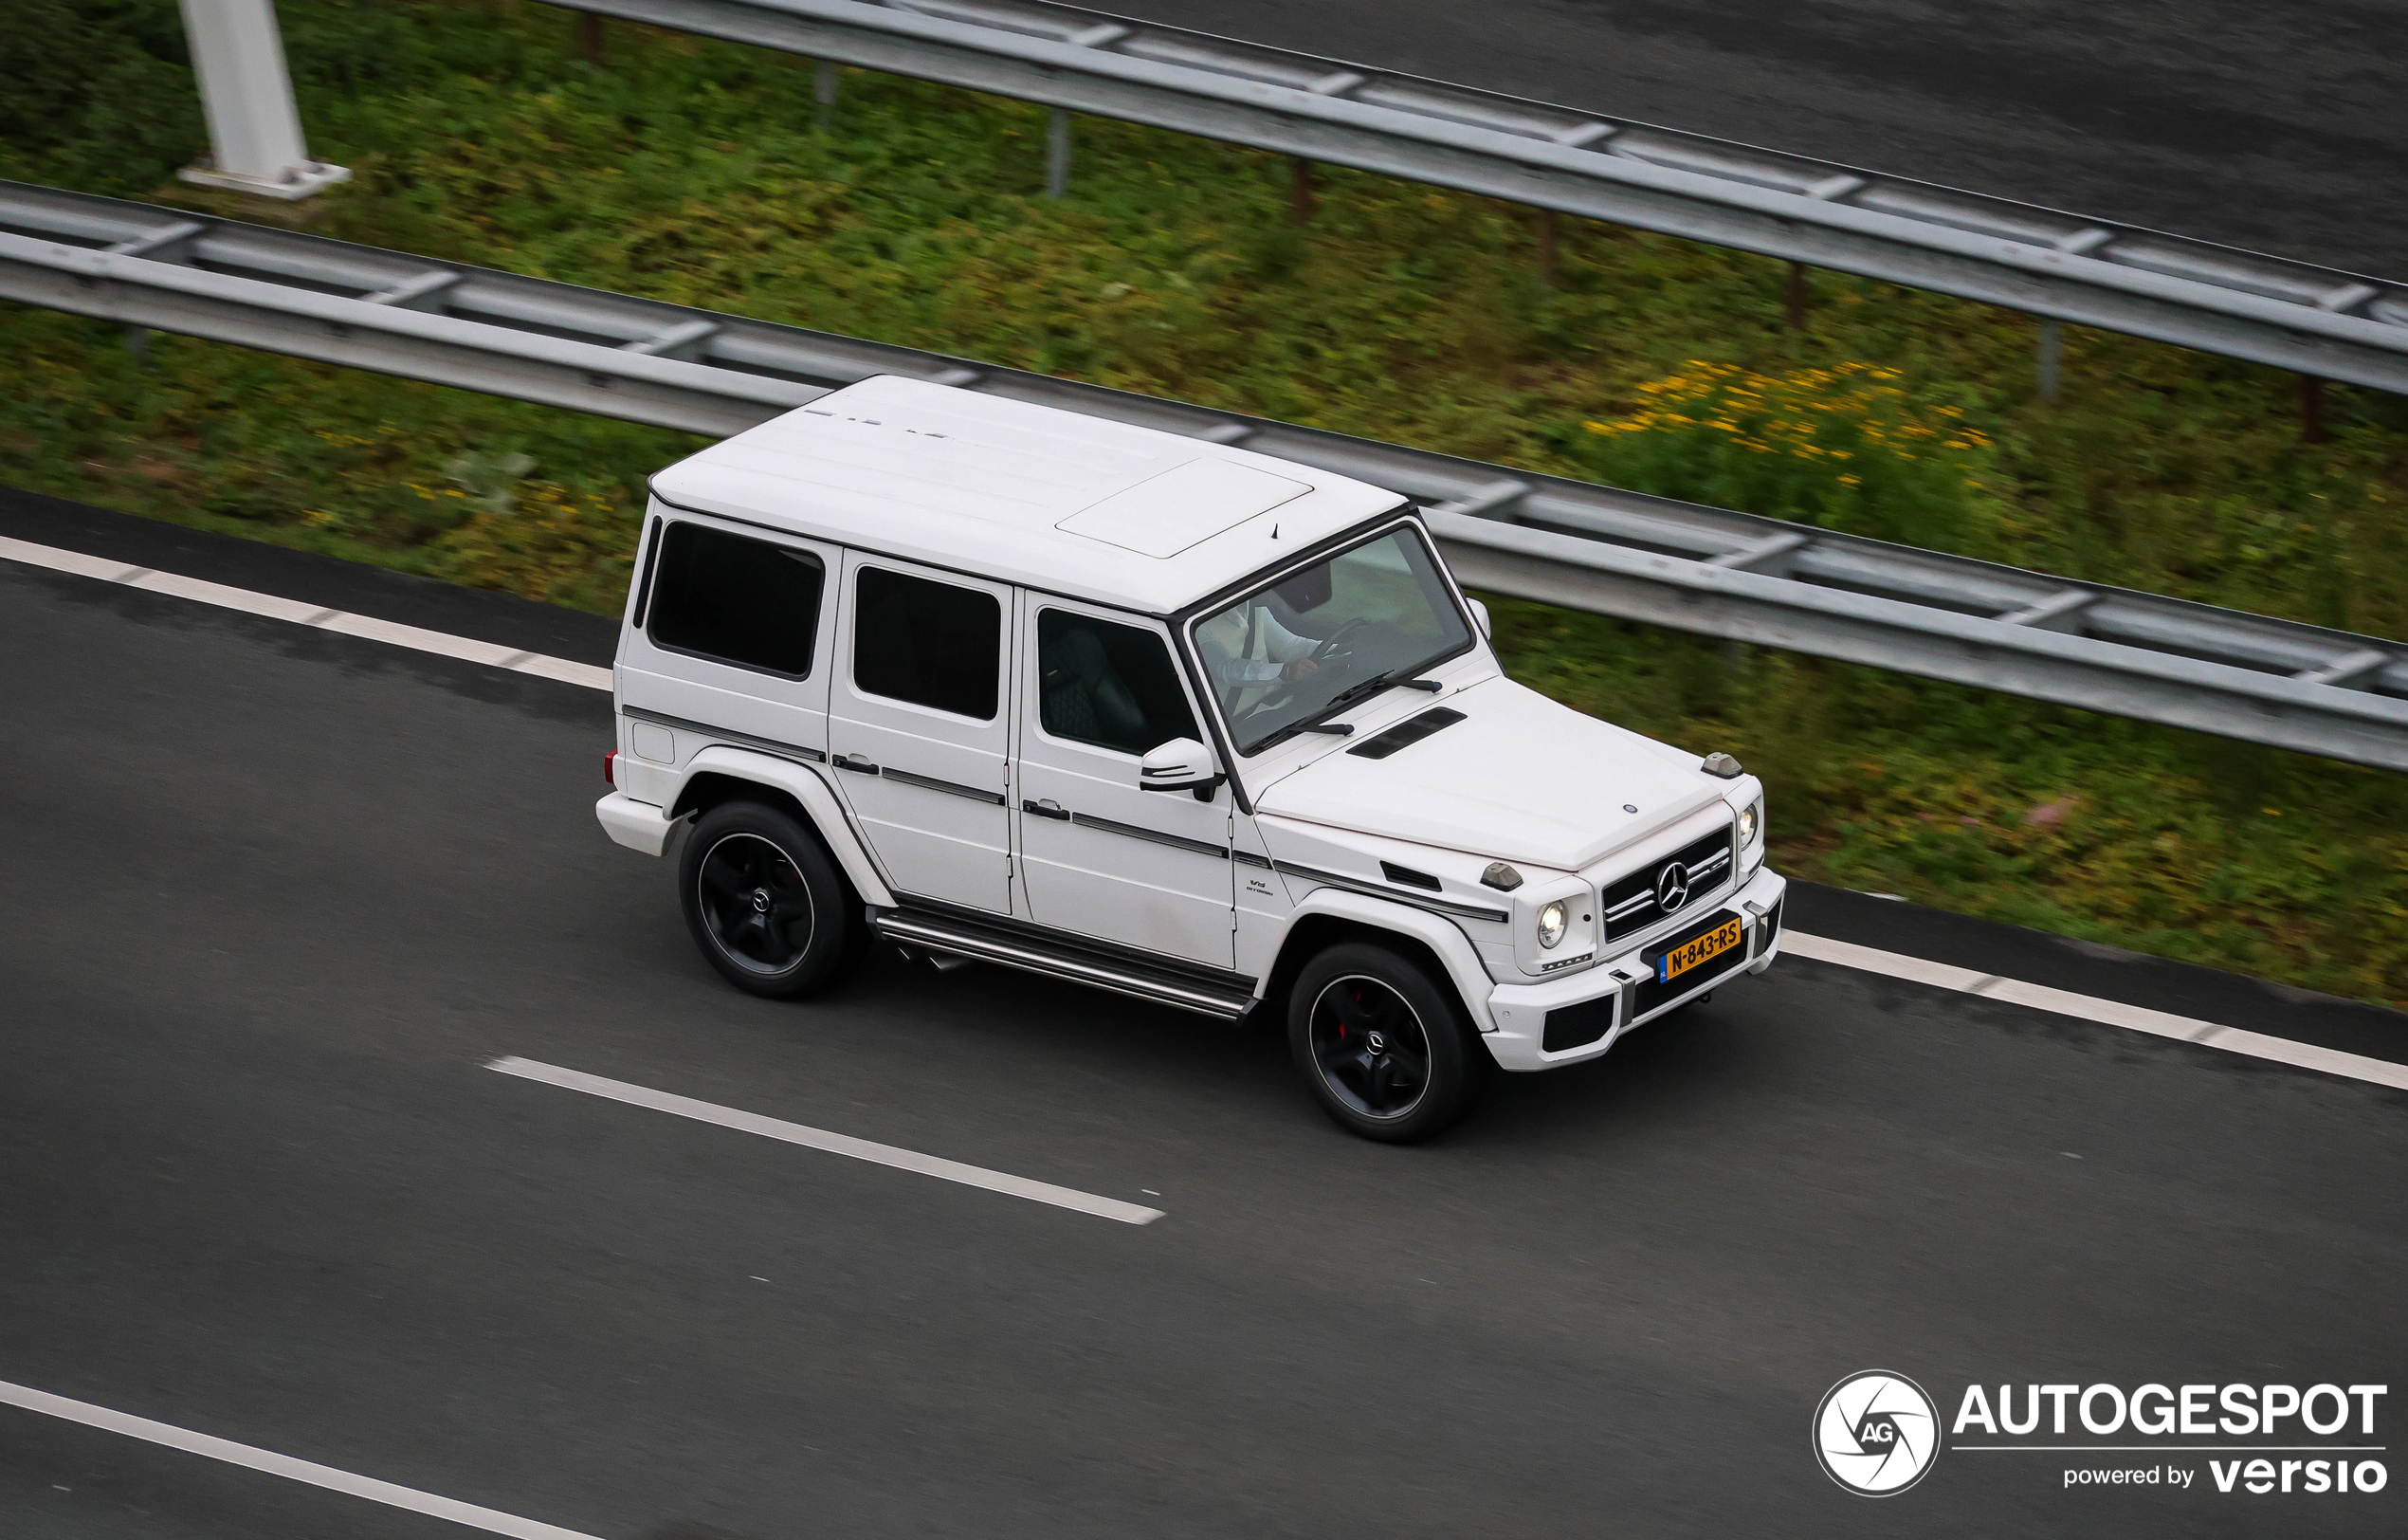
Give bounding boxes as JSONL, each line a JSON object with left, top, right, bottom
{"left": 1288, "top": 157, "right": 1315, "bottom": 224}
{"left": 174, "top": 0, "right": 349, "bottom": 200}
{"left": 1536, "top": 210, "right": 1559, "bottom": 286}
{"left": 1784, "top": 262, "right": 1808, "bottom": 328}
{"left": 2036, "top": 319, "right": 2062, "bottom": 402}
{"left": 578, "top": 13, "right": 607, "bottom": 67}
{"left": 2301, "top": 376, "right": 2327, "bottom": 444}
{"left": 1045, "top": 108, "right": 1071, "bottom": 197}
{"left": 814, "top": 61, "right": 838, "bottom": 132}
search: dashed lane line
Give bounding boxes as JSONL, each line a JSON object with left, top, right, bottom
{"left": 1782, "top": 932, "right": 2408, "bottom": 1091}
{"left": 0, "top": 1378, "right": 607, "bottom": 1540}
{"left": 488, "top": 1057, "right": 1166, "bottom": 1224}
{"left": 7, "top": 533, "right": 2401, "bottom": 1094}
{"left": 0, "top": 533, "right": 612, "bottom": 690}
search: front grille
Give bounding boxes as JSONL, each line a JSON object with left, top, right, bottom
{"left": 1599, "top": 825, "right": 1735, "bottom": 944}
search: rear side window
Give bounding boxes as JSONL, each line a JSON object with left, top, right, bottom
{"left": 646, "top": 522, "right": 824, "bottom": 678}
{"left": 853, "top": 567, "right": 1001, "bottom": 720}
{"left": 1037, "top": 609, "right": 1199, "bottom": 756}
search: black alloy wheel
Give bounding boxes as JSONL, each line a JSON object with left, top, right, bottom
{"left": 1287, "top": 942, "right": 1487, "bottom": 1143}
{"left": 1310, "top": 975, "right": 1432, "bottom": 1119}
{"left": 698, "top": 833, "right": 812, "bottom": 971}
{"left": 678, "top": 800, "right": 860, "bottom": 999}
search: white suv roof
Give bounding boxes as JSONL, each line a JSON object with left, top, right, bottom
{"left": 648, "top": 376, "right": 1406, "bottom": 614}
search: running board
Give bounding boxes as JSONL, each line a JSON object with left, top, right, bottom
{"left": 871, "top": 909, "right": 1258, "bottom": 1019}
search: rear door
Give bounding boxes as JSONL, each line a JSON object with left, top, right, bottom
{"left": 1012, "top": 595, "right": 1233, "bottom": 968}
{"left": 829, "top": 554, "right": 1015, "bottom": 913}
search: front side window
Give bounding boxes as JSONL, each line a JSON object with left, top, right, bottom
{"left": 1192, "top": 523, "right": 1472, "bottom": 754}
{"left": 852, "top": 566, "right": 1001, "bottom": 720}
{"left": 647, "top": 522, "right": 823, "bottom": 677}
{"left": 1037, "top": 609, "right": 1199, "bottom": 757}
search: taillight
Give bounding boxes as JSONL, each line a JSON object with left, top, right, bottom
{"left": 604, "top": 749, "right": 618, "bottom": 787}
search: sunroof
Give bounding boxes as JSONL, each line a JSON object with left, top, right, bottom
{"left": 1055, "top": 457, "right": 1310, "bottom": 559}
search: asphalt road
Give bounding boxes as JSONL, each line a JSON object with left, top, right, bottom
{"left": 1110, "top": 1, "right": 2408, "bottom": 277}
{"left": 2, "top": 527, "right": 2404, "bottom": 1536}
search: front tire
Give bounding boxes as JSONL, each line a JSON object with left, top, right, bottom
{"left": 1287, "top": 943, "right": 1488, "bottom": 1143}
{"left": 679, "top": 801, "right": 860, "bottom": 999}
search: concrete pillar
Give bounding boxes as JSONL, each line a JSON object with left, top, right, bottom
{"left": 175, "top": 0, "right": 349, "bottom": 200}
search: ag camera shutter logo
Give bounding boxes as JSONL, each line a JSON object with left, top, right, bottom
{"left": 1815, "top": 1370, "right": 1943, "bottom": 1495}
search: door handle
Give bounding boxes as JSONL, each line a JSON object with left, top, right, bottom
{"left": 833, "top": 754, "right": 880, "bottom": 775}
{"left": 1021, "top": 798, "right": 1070, "bottom": 820}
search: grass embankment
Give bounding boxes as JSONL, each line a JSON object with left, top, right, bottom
{"left": 7, "top": 0, "right": 2408, "bottom": 1006}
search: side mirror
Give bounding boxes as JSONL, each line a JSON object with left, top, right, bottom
{"left": 1140, "top": 737, "right": 1222, "bottom": 799}
{"left": 1466, "top": 596, "right": 1492, "bottom": 639}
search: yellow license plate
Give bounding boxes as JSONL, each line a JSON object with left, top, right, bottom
{"left": 1657, "top": 916, "right": 1742, "bottom": 981}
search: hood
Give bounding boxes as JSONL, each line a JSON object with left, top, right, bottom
{"left": 1251, "top": 676, "right": 1724, "bottom": 871}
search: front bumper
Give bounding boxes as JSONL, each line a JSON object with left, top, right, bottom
{"left": 1479, "top": 866, "right": 1787, "bottom": 1072}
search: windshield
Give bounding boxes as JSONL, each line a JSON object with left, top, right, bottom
{"left": 1191, "top": 523, "right": 1474, "bottom": 754}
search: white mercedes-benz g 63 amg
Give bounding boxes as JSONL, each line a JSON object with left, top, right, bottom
{"left": 595, "top": 376, "right": 1785, "bottom": 1140}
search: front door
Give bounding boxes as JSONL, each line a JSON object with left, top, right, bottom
{"left": 829, "top": 554, "right": 1014, "bottom": 913}
{"left": 1013, "top": 595, "right": 1233, "bottom": 969}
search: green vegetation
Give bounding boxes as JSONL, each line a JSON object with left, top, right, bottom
{"left": 6, "top": 0, "right": 2406, "bottom": 1006}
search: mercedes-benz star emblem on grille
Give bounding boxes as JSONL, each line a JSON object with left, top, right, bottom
{"left": 1655, "top": 861, "right": 1691, "bottom": 913}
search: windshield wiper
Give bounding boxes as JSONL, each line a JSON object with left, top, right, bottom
{"left": 1323, "top": 669, "right": 1420, "bottom": 714}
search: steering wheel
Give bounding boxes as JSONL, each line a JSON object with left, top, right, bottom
{"left": 1309, "top": 616, "right": 1372, "bottom": 666}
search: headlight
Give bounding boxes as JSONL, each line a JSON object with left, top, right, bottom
{"left": 1537, "top": 900, "right": 1568, "bottom": 949}
{"left": 1739, "top": 799, "right": 1761, "bottom": 842}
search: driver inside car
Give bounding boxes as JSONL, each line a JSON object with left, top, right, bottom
{"left": 1195, "top": 598, "right": 1320, "bottom": 699}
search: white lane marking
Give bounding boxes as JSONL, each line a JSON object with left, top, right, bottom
{"left": 0, "top": 1379, "right": 606, "bottom": 1540}
{"left": 8, "top": 532, "right": 2401, "bottom": 1096}
{"left": 0, "top": 534, "right": 612, "bottom": 691}
{"left": 1785, "top": 931, "right": 2408, "bottom": 1091}
{"left": 488, "top": 1057, "right": 1165, "bottom": 1225}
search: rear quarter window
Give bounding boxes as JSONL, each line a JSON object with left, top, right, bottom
{"left": 646, "top": 522, "right": 825, "bottom": 678}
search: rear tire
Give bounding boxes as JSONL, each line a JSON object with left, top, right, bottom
{"left": 1287, "top": 942, "right": 1489, "bottom": 1143}
{"left": 679, "top": 801, "right": 860, "bottom": 999}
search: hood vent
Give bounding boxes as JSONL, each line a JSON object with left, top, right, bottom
{"left": 1347, "top": 706, "right": 1466, "bottom": 760}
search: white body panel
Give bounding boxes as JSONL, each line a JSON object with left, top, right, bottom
{"left": 827, "top": 551, "right": 1016, "bottom": 913}
{"left": 1010, "top": 593, "right": 1234, "bottom": 968}
{"left": 1251, "top": 675, "right": 1724, "bottom": 871}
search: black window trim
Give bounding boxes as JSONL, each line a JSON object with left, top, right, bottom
{"left": 1029, "top": 597, "right": 1208, "bottom": 762}
{"left": 642, "top": 516, "right": 829, "bottom": 683}
{"left": 630, "top": 514, "right": 663, "bottom": 631}
{"left": 848, "top": 557, "right": 1009, "bottom": 724}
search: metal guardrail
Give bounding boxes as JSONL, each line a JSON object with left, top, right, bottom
{"left": 5, "top": 179, "right": 2407, "bottom": 770}
{"left": 536, "top": 0, "right": 2408, "bottom": 395}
